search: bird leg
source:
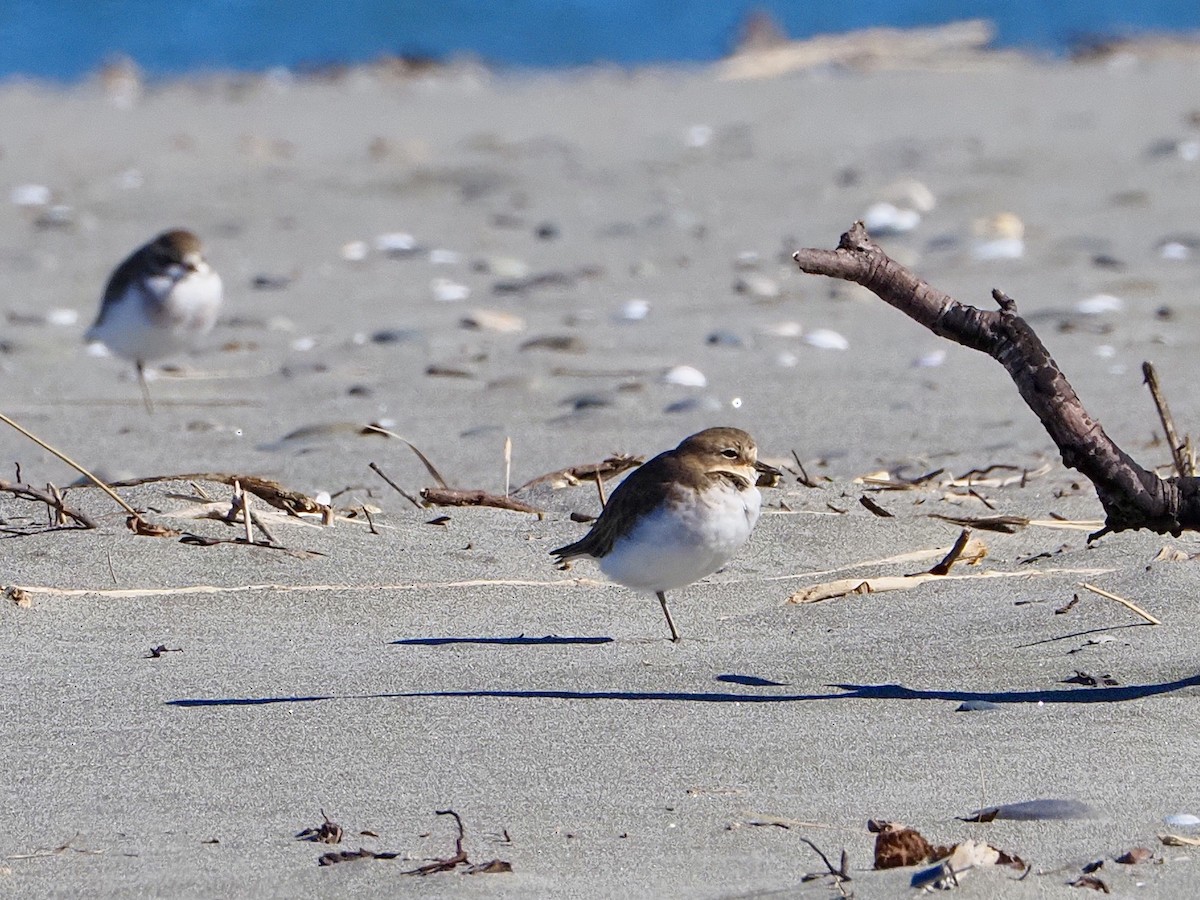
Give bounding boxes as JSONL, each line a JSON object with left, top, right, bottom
{"left": 656, "top": 590, "right": 681, "bottom": 642}
{"left": 136, "top": 361, "right": 155, "bottom": 414}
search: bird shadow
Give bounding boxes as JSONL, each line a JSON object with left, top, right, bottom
{"left": 166, "top": 672, "right": 1200, "bottom": 709}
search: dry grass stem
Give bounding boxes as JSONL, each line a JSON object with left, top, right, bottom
{"left": 1142, "top": 361, "right": 1195, "bottom": 478}
{"left": 1079, "top": 581, "right": 1162, "bottom": 625}
{"left": 361, "top": 425, "right": 449, "bottom": 487}
{"left": 0, "top": 411, "right": 139, "bottom": 518}
{"left": 788, "top": 567, "right": 1112, "bottom": 604}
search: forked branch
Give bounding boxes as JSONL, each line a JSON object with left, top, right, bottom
{"left": 793, "top": 222, "right": 1200, "bottom": 539}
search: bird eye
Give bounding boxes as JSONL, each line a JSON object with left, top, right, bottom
{"left": 721, "top": 448, "right": 738, "bottom": 458}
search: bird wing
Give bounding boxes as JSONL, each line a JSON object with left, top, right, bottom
{"left": 550, "top": 452, "right": 695, "bottom": 561}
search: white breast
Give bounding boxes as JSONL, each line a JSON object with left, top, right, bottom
{"left": 88, "top": 268, "right": 223, "bottom": 363}
{"left": 599, "top": 480, "right": 761, "bottom": 593}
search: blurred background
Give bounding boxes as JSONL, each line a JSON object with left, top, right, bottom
{"left": 2, "top": 0, "right": 1199, "bottom": 80}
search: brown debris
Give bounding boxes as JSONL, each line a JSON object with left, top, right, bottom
{"left": 1070, "top": 874, "right": 1110, "bottom": 892}
{"left": 5, "top": 585, "right": 32, "bottom": 608}
{"left": 110, "top": 473, "right": 324, "bottom": 516}
{"left": 145, "top": 645, "right": 182, "bottom": 659}
{"left": 402, "top": 809, "right": 510, "bottom": 877}
{"left": 931, "top": 513, "right": 1029, "bottom": 533}
{"left": 1056, "top": 594, "right": 1081, "bottom": 615}
{"left": 0, "top": 479, "right": 96, "bottom": 530}
{"left": 796, "top": 838, "right": 852, "bottom": 894}
{"left": 1062, "top": 671, "right": 1120, "bottom": 687}
{"left": 318, "top": 848, "right": 390, "bottom": 866}
{"left": 1114, "top": 847, "right": 1153, "bottom": 865}
{"left": 515, "top": 454, "right": 644, "bottom": 492}
{"left": 869, "top": 820, "right": 947, "bottom": 869}
{"left": 421, "top": 487, "right": 543, "bottom": 517}
{"left": 859, "top": 495, "right": 894, "bottom": 517}
{"left": 297, "top": 811, "right": 344, "bottom": 845}
{"left": 927, "top": 528, "right": 978, "bottom": 575}
{"left": 126, "top": 514, "right": 181, "bottom": 537}
{"left": 1159, "top": 833, "right": 1200, "bottom": 847}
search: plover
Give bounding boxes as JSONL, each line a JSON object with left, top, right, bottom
{"left": 85, "top": 229, "right": 223, "bottom": 412}
{"left": 551, "top": 427, "right": 770, "bottom": 642}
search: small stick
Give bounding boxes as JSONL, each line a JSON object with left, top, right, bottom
{"left": 595, "top": 473, "right": 608, "bottom": 508}
{"left": 791, "top": 449, "right": 818, "bottom": 487}
{"left": 0, "top": 412, "right": 139, "bottom": 518}
{"left": 233, "top": 480, "right": 253, "bottom": 544}
{"left": 928, "top": 528, "right": 972, "bottom": 576}
{"left": 1079, "top": 581, "right": 1162, "bottom": 625}
{"left": 368, "top": 461, "right": 423, "bottom": 509}
{"left": 1143, "top": 362, "right": 1194, "bottom": 478}
{"left": 0, "top": 480, "right": 96, "bottom": 528}
{"left": 248, "top": 507, "right": 276, "bottom": 545}
{"left": 362, "top": 505, "right": 378, "bottom": 535}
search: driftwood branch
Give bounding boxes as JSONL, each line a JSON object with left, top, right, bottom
{"left": 793, "top": 222, "right": 1200, "bottom": 540}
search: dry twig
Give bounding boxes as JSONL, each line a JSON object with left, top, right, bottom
{"left": 793, "top": 223, "right": 1200, "bottom": 540}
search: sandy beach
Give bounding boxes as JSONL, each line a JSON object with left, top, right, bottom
{"left": 5, "top": 33, "right": 1200, "bottom": 897}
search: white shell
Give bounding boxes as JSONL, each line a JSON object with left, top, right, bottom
{"left": 685, "top": 124, "right": 713, "bottom": 148}
{"left": 863, "top": 201, "right": 920, "bottom": 235}
{"left": 11, "top": 184, "right": 51, "bottom": 207}
{"left": 374, "top": 232, "right": 417, "bottom": 253}
{"left": 1164, "top": 813, "right": 1200, "bottom": 827}
{"left": 802, "top": 328, "right": 849, "bottom": 351}
{"left": 619, "top": 299, "right": 650, "bottom": 321}
{"left": 971, "top": 238, "right": 1025, "bottom": 261}
{"left": 47, "top": 308, "right": 79, "bottom": 326}
{"left": 429, "top": 248, "right": 462, "bottom": 265}
{"left": 431, "top": 278, "right": 470, "bottom": 302}
{"left": 661, "top": 364, "right": 707, "bottom": 387}
{"left": 461, "top": 309, "right": 525, "bottom": 333}
{"left": 340, "top": 240, "right": 368, "bottom": 262}
{"left": 1075, "top": 294, "right": 1124, "bottom": 315}
{"left": 762, "top": 320, "right": 802, "bottom": 338}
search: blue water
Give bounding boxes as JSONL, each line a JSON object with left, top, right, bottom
{"left": 2, "top": 1, "right": 1199, "bottom": 81}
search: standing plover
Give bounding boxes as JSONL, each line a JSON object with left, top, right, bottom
{"left": 552, "top": 427, "right": 770, "bottom": 642}
{"left": 86, "top": 229, "right": 223, "bottom": 412}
